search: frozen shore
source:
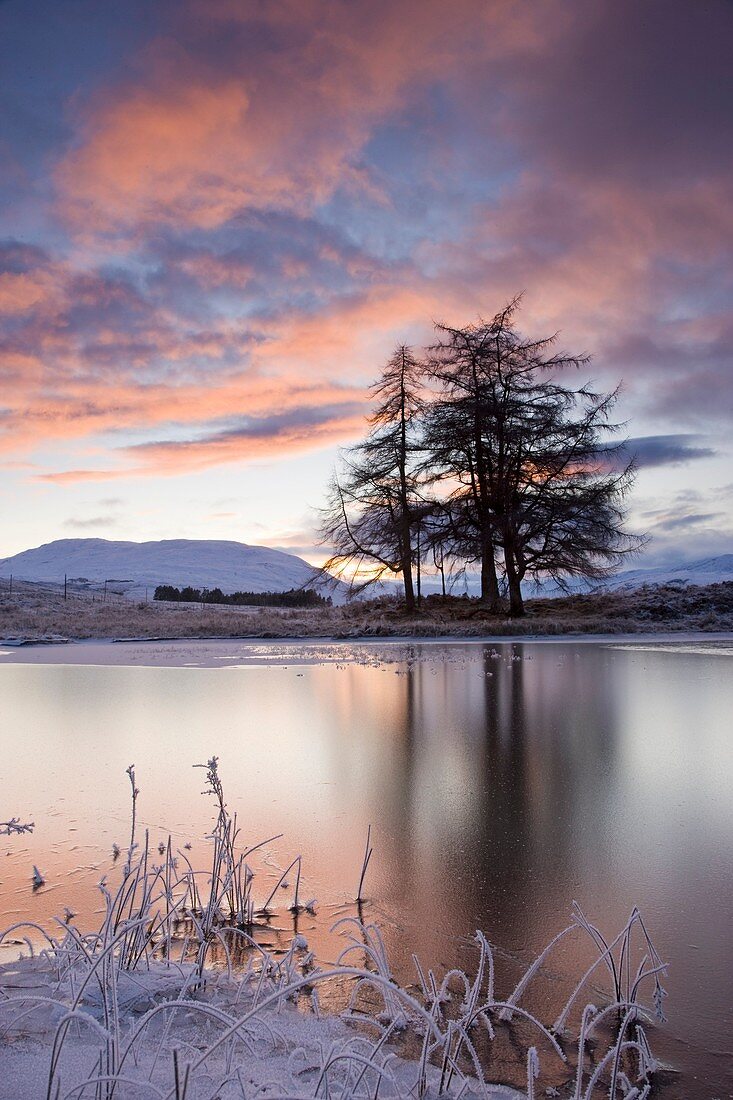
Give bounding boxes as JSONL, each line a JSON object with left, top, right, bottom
{"left": 0, "top": 756, "right": 667, "bottom": 1099}
{"left": 0, "top": 874, "right": 664, "bottom": 1100}
{"left": 0, "top": 952, "right": 524, "bottom": 1100}
{"left": 0, "top": 631, "right": 732, "bottom": 669}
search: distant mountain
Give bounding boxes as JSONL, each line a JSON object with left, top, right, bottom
{"left": 375, "top": 553, "right": 733, "bottom": 599}
{"left": 0, "top": 538, "right": 342, "bottom": 600}
{"left": 2, "top": 539, "right": 729, "bottom": 605}
{"left": 527, "top": 553, "right": 733, "bottom": 597}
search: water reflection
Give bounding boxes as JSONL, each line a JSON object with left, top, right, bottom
{"left": 0, "top": 639, "right": 731, "bottom": 1097}
{"left": 351, "top": 647, "right": 626, "bottom": 957}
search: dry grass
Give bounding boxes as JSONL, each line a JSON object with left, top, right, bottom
{"left": 1, "top": 580, "right": 732, "bottom": 643}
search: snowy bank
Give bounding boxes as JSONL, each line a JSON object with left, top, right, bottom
{"left": 0, "top": 951, "right": 524, "bottom": 1100}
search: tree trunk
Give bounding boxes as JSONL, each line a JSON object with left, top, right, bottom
{"left": 480, "top": 540, "right": 500, "bottom": 610}
{"left": 503, "top": 542, "right": 524, "bottom": 616}
{"left": 402, "top": 558, "right": 415, "bottom": 612}
{"left": 397, "top": 350, "right": 416, "bottom": 614}
{"left": 401, "top": 518, "right": 415, "bottom": 612}
{"left": 416, "top": 524, "right": 422, "bottom": 608}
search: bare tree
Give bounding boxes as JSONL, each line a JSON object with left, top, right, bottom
{"left": 425, "top": 298, "right": 640, "bottom": 614}
{"left": 320, "top": 346, "right": 424, "bottom": 610}
{"left": 320, "top": 304, "right": 640, "bottom": 615}
{"left": 496, "top": 387, "right": 645, "bottom": 603}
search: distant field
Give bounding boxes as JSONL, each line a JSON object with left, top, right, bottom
{"left": 1, "top": 578, "right": 732, "bottom": 641}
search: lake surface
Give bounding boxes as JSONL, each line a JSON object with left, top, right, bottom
{"left": 0, "top": 637, "right": 731, "bottom": 1097}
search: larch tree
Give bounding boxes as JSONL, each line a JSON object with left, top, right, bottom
{"left": 425, "top": 298, "right": 640, "bottom": 615}
{"left": 494, "top": 384, "right": 644, "bottom": 603}
{"left": 320, "top": 346, "right": 425, "bottom": 610}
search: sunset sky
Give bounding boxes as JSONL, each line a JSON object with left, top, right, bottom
{"left": 1, "top": 0, "right": 731, "bottom": 566}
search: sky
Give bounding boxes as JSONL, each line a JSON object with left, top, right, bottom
{"left": 1, "top": 0, "right": 732, "bottom": 568}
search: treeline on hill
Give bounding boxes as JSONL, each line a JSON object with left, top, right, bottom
{"left": 321, "top": 296, "right": 644, "bottom": 616}
{"left": 154, "top": 585, "right": 331, "bottom": 608}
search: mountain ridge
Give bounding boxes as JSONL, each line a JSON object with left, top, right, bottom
{"left": 394, "top": 552, "right": 733, "bottom": 598}
{"left": 541, "top": 552, "right": 733, "bottom": 595}
{"left": 1, "top": 538, "right": 730, "bottom": 603}
{"left": 0, "top": 537, "right": 337, "bottom": 599}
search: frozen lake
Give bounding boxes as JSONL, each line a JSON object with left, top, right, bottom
{"left": 1, "top": 637, "right": 731, "bottom": 1097}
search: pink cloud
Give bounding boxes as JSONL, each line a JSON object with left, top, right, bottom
{"left": 33, "top": 405, "right": 365, "bottom": 481}
{"left": 52, "top": 0, "right": 539, "bottom": 236}
{"left": 3, "top": 0, "right": 731, "bottom": 496}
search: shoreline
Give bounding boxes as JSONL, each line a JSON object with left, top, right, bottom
{"left": 3, "top": 580, "right": 731, "bottom": 649}
{"left": 1, "top": 630, "right": 731, "bottom": 668}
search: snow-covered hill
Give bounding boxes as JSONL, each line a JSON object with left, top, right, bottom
{"left": 0, "top": 538, "right": 341, "bottom": 599}
{"left": 596, "top": 554, "right": 733, "bottom": 590}
{"left": 377, "top": 553, "right": 733, "bottom": 599}
{"left": 527, "top": 553, "right": 733, "bottom": 597}
{"left": 1, "top": 539, "right": 729, "bottom": 604}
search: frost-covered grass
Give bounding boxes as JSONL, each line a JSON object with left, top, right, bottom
{"left": 1, "top": 580, "right": 733, "bottom": 644}
{"left": 0, "top": 760, "right": 668, "bottom": 1099}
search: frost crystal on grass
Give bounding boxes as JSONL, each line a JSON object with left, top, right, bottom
{"left": 0, "top": 761, "right": 668, "bottom": 1100}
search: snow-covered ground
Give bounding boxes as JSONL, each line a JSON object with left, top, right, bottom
{"left": 1, "top": 952, "right": 524, "bottom": 1100}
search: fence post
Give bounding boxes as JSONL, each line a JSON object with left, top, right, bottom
{"left": 64, "top": 574, "right": 67, "bottom": 601}
{"left": 8, "top": 574, "right": 12, "bottom": 598}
